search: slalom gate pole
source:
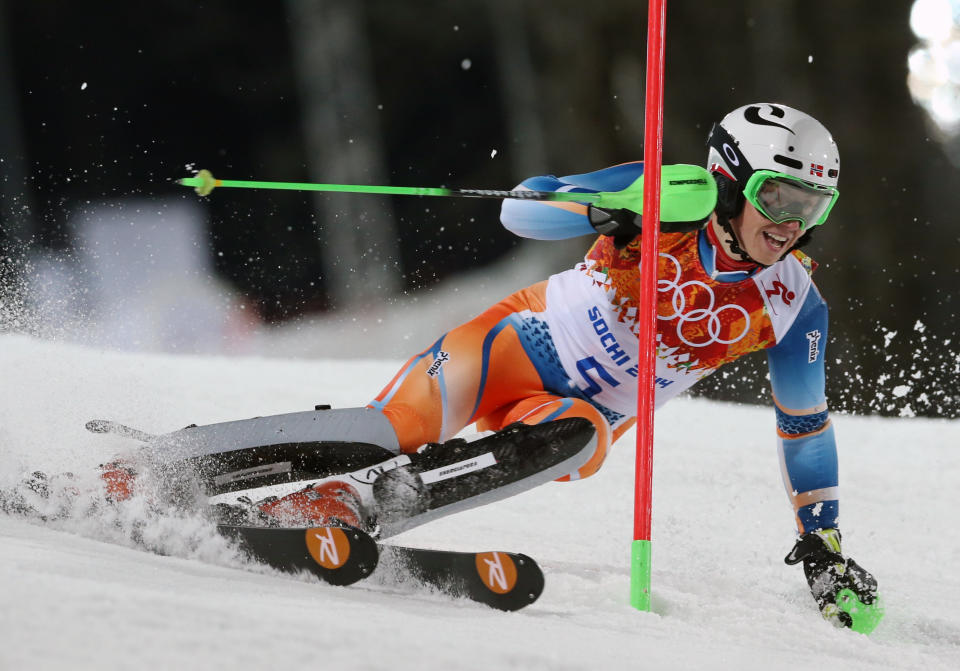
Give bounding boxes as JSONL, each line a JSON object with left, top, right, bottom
{"left": 631, "top": 0, "right": 667, "bottom": 613}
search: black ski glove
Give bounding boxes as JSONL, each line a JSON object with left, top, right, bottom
{"left": 588, "top": 205, "right": 709, "bottom": 249}
{"left": 784, "top": 528, "right": 883, "bottom": 633}
{"left": 588, "top": 206, "right": 642, "bottom": 249}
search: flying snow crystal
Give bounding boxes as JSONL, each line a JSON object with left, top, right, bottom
{"left": 461, "top": 59, "right": 472, "bottom": 71}
{"left": 491, "top": 149, "right": 497, "bottom": 158}
{"left": 808, "top": 55, "right": 814, "bottom": 63}
{"left": 893, "top": 385, "right": 912, "bottom": 398}
{"left": 81, "top": 82, "right": 88, "bottom": 90}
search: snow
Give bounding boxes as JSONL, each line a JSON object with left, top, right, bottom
{"left": 1, "top": 333, "right": 959, "bottom": 670}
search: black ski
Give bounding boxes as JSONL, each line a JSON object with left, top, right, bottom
{"left": 218, "top": 524, "right": 379, "bottom": 586}
{"left": 219, "top": 524, "right": 544, "bottom": 610}
{"left": 379, "top": 544, "right": 544, "bottom": 611}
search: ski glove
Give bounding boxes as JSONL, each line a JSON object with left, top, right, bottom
{"left": 587, "top": 206, "right": 643, "bottom": 249}
{"left": 784, "top": 528, "right": 884, "bottom": 634}
{"left": 587, "top": 206, "right": 709, "bottom": 249}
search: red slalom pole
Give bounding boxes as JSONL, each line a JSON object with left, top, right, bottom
{"left": 631, "top": 0, "right": 666, "bottom": 612}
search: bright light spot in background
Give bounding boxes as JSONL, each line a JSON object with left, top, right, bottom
{"left": 910, "top": 0, "right": 953, "bottom": 41}
{"left": 908, "top": 0, "right": 960, "bottom": 134}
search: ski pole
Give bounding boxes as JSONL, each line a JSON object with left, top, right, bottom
{"left": 176, "top": 167, "right": 715, "bottom": 219}
{"left": 178, "top": 168, "right": 609, "bottom": 204}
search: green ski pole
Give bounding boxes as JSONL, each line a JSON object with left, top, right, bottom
{"left": 176, "top": 167, "right": 715, "bottom": 221}
{"left": 178, "top": 169, "right": 606, "bottom": 203}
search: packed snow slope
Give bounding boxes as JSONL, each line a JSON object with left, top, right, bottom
{"left": 0, "top": 334, "right": 957, "bottom": 671}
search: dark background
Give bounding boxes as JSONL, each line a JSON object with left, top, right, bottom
{"left": 1, "top": 1, "right": 957, "bottom": 417}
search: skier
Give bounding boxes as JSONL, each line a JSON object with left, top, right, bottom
{"left": 97, "top": 103, "right": 879, "bottom": 628}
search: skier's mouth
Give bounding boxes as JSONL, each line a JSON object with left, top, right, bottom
{"left": 763, "top": 230, "right": 789, "bottom": 250}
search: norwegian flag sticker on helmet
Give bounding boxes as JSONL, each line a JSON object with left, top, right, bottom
{"left": 810, "top": 163, "right": 824, "bottom": 177}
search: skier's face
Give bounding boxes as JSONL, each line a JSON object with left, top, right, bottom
{"left": 729, "top": 199, "right": 803, "bottom": 266}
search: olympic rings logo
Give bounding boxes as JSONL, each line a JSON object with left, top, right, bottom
{"left": 657, "top": 253, "right": 751, "bottom": 348}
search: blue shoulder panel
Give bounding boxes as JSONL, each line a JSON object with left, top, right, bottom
{"left": 500, "top": 162, "right": 645, "bottom": 240}
{"left": 560, "top": 162, "right": 645, "bottom": 191}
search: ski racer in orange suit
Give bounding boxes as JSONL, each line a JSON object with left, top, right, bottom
{"left": 353, "top": 103, "right": 878, "bottom": 630}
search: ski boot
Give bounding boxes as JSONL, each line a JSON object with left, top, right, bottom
{"left": 254, "top": 480, "right": 369, "bottom": 529}
{"left": 99, "top": 460, "right": 139, "bottom": 502}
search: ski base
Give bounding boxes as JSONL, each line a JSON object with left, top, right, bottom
{"left": 220, "top": 524, "right": 544, "bottom": 610}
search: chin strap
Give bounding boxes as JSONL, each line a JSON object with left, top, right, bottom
{"left": 715, "top": 212, "right": 764, "bottom": 267}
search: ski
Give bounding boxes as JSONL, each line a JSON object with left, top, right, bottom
{"left": 218, "top": 524, "right": 379, "bottom": 586}
{"left": 219, "top": 524, "right": 544, "bottom": 610}
{"left": 84, "top": 408, "right": 400, "bottom": 495}
{"left": 378, "top": 544, "right": 544, "bottom": 611}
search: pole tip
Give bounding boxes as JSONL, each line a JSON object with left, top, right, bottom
{"left": 176, "top": 169, "right": 217, "bottom": 196}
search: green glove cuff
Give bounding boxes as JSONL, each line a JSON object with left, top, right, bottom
{"left": 594, "top": 164, "right": 717, "bottom": 223}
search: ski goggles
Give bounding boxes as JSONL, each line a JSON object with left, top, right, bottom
{"left": 743, "top": 169, "right": 839, "bottom": 230}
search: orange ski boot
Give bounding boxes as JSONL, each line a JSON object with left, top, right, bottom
{"left": 257, "top": 480, "right": 367, "bottom": 529}
{"left": 99, "top": 460, "right": 139, "bottom": 502}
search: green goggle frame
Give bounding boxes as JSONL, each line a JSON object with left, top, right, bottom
{"left": 742, "top": 169, "right": 839, "bottom": 231}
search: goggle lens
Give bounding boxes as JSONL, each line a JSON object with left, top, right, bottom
{"left": 745, "top": 171, "right": 838, "bottom": 230}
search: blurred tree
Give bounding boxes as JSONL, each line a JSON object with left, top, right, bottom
{"left": 0, "top": 2, "right": 31, "bottom": 251}
{"left": 288, "top": 0, "right": 401, "bottom": 310}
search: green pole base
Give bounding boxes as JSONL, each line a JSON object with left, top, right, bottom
{"left": 630, "top": 539, "right": 652, "bottom": 611}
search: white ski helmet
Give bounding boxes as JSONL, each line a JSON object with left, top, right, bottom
{"left": 706, "top": 103, "right": 840, "bottom": 220}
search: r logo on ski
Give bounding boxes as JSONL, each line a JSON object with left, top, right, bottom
{"left": 475, "top": 551, "right": 518, "bottom": 594}
{"left": 306, "top": 526, "right": 351, "bottom": 570}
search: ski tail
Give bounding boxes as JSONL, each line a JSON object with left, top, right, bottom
{"left": 219, "top": 524, "right": 379, "bottom": 586}
{"left": 380, "top": 545, "right": 545, "bottom": 611}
